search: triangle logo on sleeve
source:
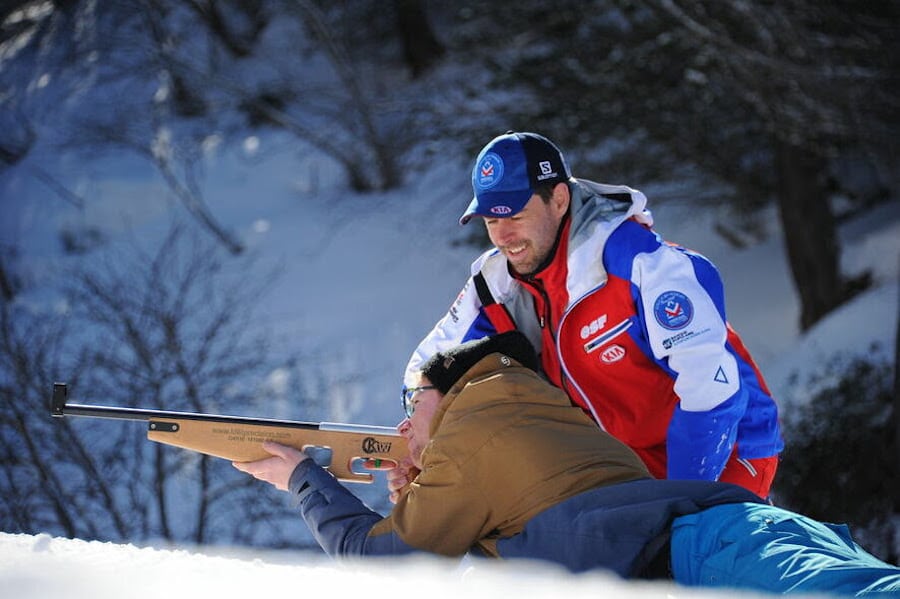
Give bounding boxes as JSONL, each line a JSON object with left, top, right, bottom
{"left": 714, "top": 365, "right": 729, "bottom": 384}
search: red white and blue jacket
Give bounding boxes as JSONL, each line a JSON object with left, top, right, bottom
{"left": 406, "top": 179, "right": 783, "bottom": 481}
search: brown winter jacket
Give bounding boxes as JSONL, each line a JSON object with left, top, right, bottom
{"left": 368, "top": 351, "right": 651, "bottom": 556}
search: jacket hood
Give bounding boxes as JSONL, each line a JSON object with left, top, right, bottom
{"left": 565, "top": 178, "right": 653, "bottom": 302}
{"left": 569, "top": 178, "right": 652, "bottom": 240}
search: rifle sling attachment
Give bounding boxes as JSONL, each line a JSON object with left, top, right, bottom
{"left": 149, "top": 421, "right": 179, "bottom": 433}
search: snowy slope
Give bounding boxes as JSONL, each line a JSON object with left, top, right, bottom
{"left": 0, "top": 532, "right": 780, "bottom": 599}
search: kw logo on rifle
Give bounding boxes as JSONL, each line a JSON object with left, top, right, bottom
{"left": 362, "top": 437, "right": 393, "bottom": 454}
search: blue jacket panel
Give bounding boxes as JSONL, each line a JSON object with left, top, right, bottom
{"left": 495, "top": 478, "right": 763, "bottom": 577}
{"left": 671, "top": 503, "right": 900, "bottom": 595}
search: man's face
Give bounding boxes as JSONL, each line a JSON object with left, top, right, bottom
{"left": 398, "top": 377, "right": 442, "bottom": 469}
{"left": 482, "top": 184, "right": 570, "bottom": 275}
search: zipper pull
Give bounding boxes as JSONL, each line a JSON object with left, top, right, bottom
{"left": 540, "top": 316, "right": 546, "bottom": 328}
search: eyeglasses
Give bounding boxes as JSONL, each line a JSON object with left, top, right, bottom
{"left": 401, "top": 385, "right": 436, "bottom": 418}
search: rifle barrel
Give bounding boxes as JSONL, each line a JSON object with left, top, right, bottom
{"left": 50, "top": 382, "right": 396, "bottom": 435}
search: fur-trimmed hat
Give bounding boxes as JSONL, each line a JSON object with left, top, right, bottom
{"left": 421, "top": 331, "right": 539, "bottom": 395}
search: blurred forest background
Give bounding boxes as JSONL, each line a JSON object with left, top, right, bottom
{"left": 1, "top": 1, "right": 897, "bottom": 562}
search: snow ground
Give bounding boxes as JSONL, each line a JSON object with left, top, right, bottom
{"left": 0, "top": 531, "right": 784, "bottom": 599}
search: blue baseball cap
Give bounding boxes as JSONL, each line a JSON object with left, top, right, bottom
{"left": 459, "top": 132, "right": 571, "bottom": 225}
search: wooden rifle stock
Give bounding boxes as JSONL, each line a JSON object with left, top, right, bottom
{"left": 50, "top": 382, "right": 405, "bottom": 483}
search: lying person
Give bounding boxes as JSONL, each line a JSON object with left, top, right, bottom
{"left": 234, "top": 331, "right": 899, "bottom": 596}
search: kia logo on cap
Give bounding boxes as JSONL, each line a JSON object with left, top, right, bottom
{"left": 491, "top": 206, "right": 513, "bottom": 215}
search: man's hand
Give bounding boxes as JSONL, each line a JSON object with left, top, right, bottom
{"left": 232, "top": 441, "right": 308, "bottom": 492}
{"left": 359, "top": 455, "right": 417, "bottom": 503}
{"left": 386, "top": 456, "right": 420, "bottom": 504}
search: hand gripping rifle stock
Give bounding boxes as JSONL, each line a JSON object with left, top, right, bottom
{"left": 50, "top": 383, "right": 405, "bottom": 483}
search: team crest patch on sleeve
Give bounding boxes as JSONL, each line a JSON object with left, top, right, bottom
{"left": 653, "top": 291, "right": 693, "bottom": 330}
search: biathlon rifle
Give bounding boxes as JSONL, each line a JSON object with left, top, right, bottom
{"left": 50, "top": 382, "right": 404, "bottom": 483}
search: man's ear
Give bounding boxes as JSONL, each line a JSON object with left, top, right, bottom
{"left": 551, "top": 182, "right": 570, "bottom": 217}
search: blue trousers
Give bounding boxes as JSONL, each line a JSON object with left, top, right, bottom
{"left": 670, "top": 503, "right": 900, "bottom": 596}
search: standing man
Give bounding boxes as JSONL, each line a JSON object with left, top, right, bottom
{"left": 404, "top": 131, "right": 783, "bottom": 497}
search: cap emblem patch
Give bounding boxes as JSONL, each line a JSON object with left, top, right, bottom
{"left": 474, "top": 153, "right": 504, "bottom": 190}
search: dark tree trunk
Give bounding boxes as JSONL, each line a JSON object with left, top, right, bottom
{"left": 393, "top": 0, "right": 445, "bottom": 78}
{"left": 774, "top": 141, "right": 864, "bottom": 331}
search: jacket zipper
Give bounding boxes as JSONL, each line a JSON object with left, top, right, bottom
{"left": 527, "top": 276, "right": 581, "bottom": 414}
{"left": 556, "top": 291, "right": 608, "bottom": 431}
